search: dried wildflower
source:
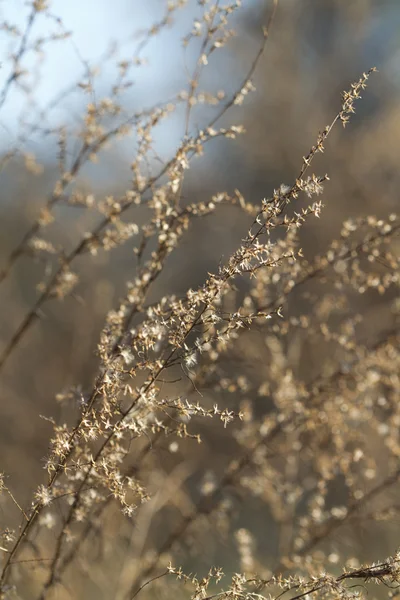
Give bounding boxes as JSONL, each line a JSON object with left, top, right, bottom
{"left": 1, "top": 3, "right": 398, "bottom": 600}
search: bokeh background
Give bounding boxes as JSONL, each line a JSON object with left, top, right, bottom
{"left": 0, "top": 0, "right": 400, "bottom": 597}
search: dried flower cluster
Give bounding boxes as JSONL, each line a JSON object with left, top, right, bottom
{"left": 0, "top": 2, "right": 399, "bottom": 600}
